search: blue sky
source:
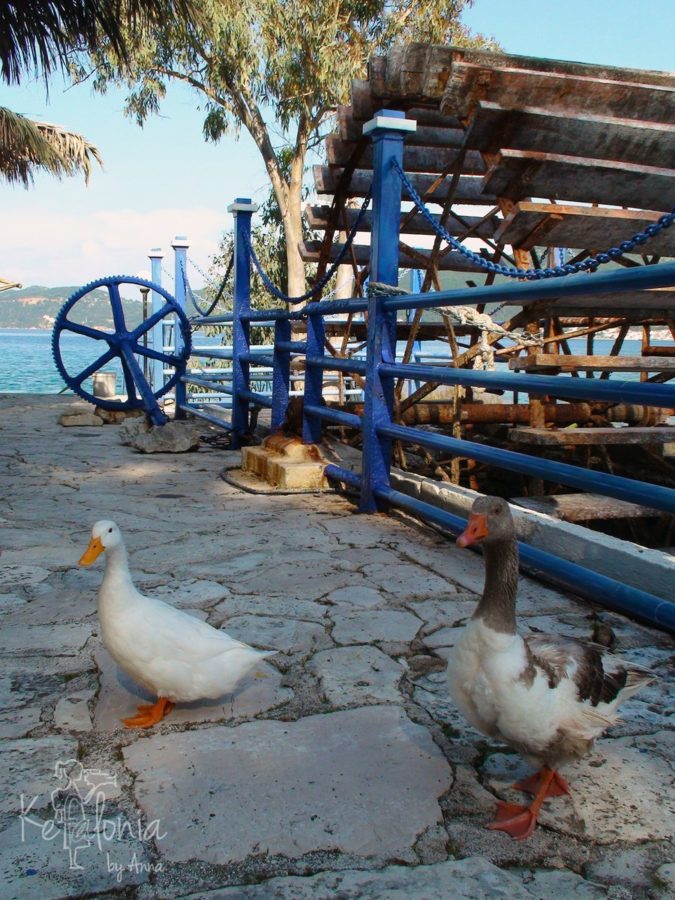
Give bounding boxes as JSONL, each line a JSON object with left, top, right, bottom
{"left": 1, "top": 0, "right": 673, "bottom": 288}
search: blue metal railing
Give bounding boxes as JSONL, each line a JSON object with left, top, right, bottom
{"left": 161, "top": 107, "right": 675, "bottom": 632}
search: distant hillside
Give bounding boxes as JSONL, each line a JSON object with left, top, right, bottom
{"left": 0, "top": 282, "right": 207, "bottom": 330}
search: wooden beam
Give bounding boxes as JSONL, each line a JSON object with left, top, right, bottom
{"left": 511, "top": 492, "right": 663, "bottom": 521}
{"left": 304, "top": 205, "right": 499, "bottom": 240}
{"left": 325, "top": 135, "right": 486, "bottom": 174}
{"left": 483, "top": 149, "right": 675, "bottom": 212}
{"left": 494, "top": 202, "right": 675, "bottom": 256}
{"left": 463, "top": 100, "right": 675, "bottom": 167}
{"left": 441, "top": 61, "right": 675, "bottom": 122}
{"left": 300, "top": 240, "right": 485, "bottom": 273}
{"left": 337, "top": 105, "right": 462, "bottom": 144}
{"left": 510, "top": 354, "right": 675, "bottom": 372}
{"left": 313, "top": 166, "right": 496, "bottom": 205}
{"left": 509, "top": 427, "right": 675, "bottom": 446}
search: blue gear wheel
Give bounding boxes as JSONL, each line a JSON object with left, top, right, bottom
{"left": 52, "top": 275, "right": 192, "bottom": 425}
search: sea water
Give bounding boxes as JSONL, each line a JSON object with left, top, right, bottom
{"left": 0, "top": 328, "right": 662, "bottom": 394}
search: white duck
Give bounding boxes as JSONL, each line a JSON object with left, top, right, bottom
{"left": 447, "top": 496, "right": 654, "bottom": 840}
{"left": 79, "top": 520, "right": 274, "bottom": 728}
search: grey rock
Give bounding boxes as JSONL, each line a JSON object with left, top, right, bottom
{"left": 123, "top": 421, "right": 204, "bottom": 453}
{"left": 124, "top": 705, "right": 451, "bottom": 865}
{"left": 54, "top": 691, "right": 94, "bottom": 732}
{"left": 308, "top": 645, "right": 403, "bottom": 706}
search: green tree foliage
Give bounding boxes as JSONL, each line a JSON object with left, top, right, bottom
{"left": 76, "top": 0, "right": 497, "bottom": 296}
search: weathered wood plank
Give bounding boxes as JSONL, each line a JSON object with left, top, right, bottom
{"left": 313, "top": 166, "right": 497, "bottom": 205}
{"left": 384, "top": 44, "right": 675, "bottom": 102}
{"left": 337, "top": 106, "right": 463, "bottom": 145}
{"left": 511, "top": 492, "right": 663, "bottom": 520}
{"left": 304, "top": 205, "right": 499, "bottom": 240}
{"left": 441, "top": 62, "right": 675, "bottom": 123}
{"left": 494, "top": 202, "right": 675, "bottom": 256}
{"left": 510, "top": 354, "right": 675, "bottom": 372}
{"left": 325, "top": 135, "right": 486, "bottom": 174}
{"left": 300, "top": 240, "right": 485, "bottom": 273}
{"left": 483, "top": 150, "right": 675, "bottom": 212}
{"left": 464, "top": 101, "right": 675, "bottom": 167}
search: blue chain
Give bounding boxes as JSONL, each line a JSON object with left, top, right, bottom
{"left": 245, "top": 186, "right": 373, "bottom": 304}
{"left": 392, "top": 158, "right": 675, "bottom": 280}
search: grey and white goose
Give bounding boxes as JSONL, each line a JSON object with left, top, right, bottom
{"left": 447, "top": 495, "right": 655, "bottom": 840}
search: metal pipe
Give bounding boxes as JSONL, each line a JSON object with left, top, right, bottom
{"left": 304, "top": 404, "right": 361, "bottom": 429}
{"left": 379, "top": 362, "right": 675, "bottom": 408}
{"left": 378, "top": 421, "right": 675, "bottom": 514}
{"left": 178, "top": 404, "right": 233, "bottom": 430}
{"left": 306, "top": 356, "right": 367, "bottom": 375}
{"left": 237, "top": 387, "right": 273, "bottom": 408}
{"left": 381, "top": 261, "right": 675, "bottom": 313}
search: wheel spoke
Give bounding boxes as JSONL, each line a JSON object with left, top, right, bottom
{"left": 132, "top": 343, "right": 183, "bottom": 366}
{"left": 61, "top": 320, "right": 109, "bottom": 341}
{"left": 120, "top": 354, "right": 138, "bottom": 403}
{"left": 131, "top": 303, "right": 174, "bottom": 340}
{"left": 107, "top": 282, "right": 126, "bottom": 333}
{"left": 73, "top": 348, "right": 117, "bottom": 386}
{"left": 120, "top": 344, "right": 159, "bottom": 409}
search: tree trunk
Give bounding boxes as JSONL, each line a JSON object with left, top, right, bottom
{"left": 282, "top": 192, "right": 306, "bottom": 300}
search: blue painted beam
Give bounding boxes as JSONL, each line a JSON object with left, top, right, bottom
{"left": 381, "top": 260, "right": 675, "bottom": 313}
{"left": 306, "top": 356, "right": 367, "bottom": 376}
{"left": 379, "top": 421, "right": 675, "bottom": 514}
{"left": 379, "top": 362, "right": 675, "bottom": 408}
{"left": 229, "top": 198, "right": 258, "bottom": 446}
{"left": 171, "top": 235, "right": 189, "bottom": 418}
{"left": 304, "top": 404, "right": 361, "bottom": 429}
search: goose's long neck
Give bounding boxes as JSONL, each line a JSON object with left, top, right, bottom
{"left": 473, "top": 536, "right": 518, "bottom": 634}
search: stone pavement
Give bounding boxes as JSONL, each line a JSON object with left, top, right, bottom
{"left": 0, "top": 394, "right": 673, "bottom": 900}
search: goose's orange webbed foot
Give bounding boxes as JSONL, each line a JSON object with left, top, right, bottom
{"left": 513, "top": 767, "right": 571, "bottom": 798}
{"left": 486, "top": 800, "right": 537, "bottom": 840}
{"left": 122, "top": 697, "right": 174, "bottom": 729}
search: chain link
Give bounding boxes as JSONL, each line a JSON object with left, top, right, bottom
{"left": 180, "top": 258, "right": 233, "bottom": 318}
{"left": 245, "top": 186, "right": 373, "bottom": 304}
{"left": 392, "top": 158, "right": 675, "bottom": 280}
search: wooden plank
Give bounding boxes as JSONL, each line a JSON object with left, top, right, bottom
{"left": 384, "top": 44, "right": 675, "bottom": 102}
{"left": 494, "top": 202, "right": 675, "bottom": 256}
{"left": 313, "top": 166, "right": 497, "bottom": 205}
{"left": 325, "top": 135, "right": 486, "bottom": 174}
{"left": 463, "top": 101, "right": 675, "bottom": 167}
{"left": 337, "top": 105, "right": 463, "bottom": 145}
{"left": 304, "top": 205, "right": 499, "bottom": 240}
{"left": 509, "top": 427, "right": 675, "bottom": 446}
{"left": 300, "top": 240, "right": 485, "bottom": 273}
{"left": 511, "top": 492, "right": 662, "bottom": 521}
{"left": 510, "top": 354, "right": 675, "bottom": 372}
{"left": 483, "top": 149, "right": 675, "bottom": 212}
{"left": 441, "top": 62, "right": 675, "bottom": 123}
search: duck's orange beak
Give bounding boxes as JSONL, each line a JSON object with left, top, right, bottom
{"left": 456, "top": 512, "right": 489, "bottom": 548}
{"left": 79, "top": 535, "right": 104, "bottom": 566}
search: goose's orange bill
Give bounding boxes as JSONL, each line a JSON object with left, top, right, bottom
{"left": 79, "top": 535, "right": 104, "bottom": 566}
{"left": 456, "top": 512, "right": 489, "bottom": 548}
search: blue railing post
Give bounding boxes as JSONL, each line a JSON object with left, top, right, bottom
{"left": 148, "top": 247, "right": 164, "bottom": 393}
{"left": 271, "top": 317, "right": 291, "bottom": 432}
{"left": 228, "top": 198, "right": 258, "bottom": 447}
{"left": 303, "top": 307, "right": 326, "bottom": 443}
{"left": 172, "top": 235, "right": 189, "bottom": 418}
{"left": 359, "top": 110, "right": 417, "bottom": 512}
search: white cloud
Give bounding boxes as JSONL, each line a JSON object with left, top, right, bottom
{"left": 8, "top": 207, "right": 230, "bottom": 289}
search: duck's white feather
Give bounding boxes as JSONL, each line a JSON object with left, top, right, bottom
{"left": 92, "top": 522, "right": 273, "bottom": 703}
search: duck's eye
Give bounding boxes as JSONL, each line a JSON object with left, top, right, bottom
{"left": 108, "top": 527, "right": 113, "bottom": 533}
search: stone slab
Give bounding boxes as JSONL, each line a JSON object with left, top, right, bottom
{"left": 219, "top": 615, "right": 330, "bottom": 656}
{"left": 331, "top": 609, "right": 422, "bottom": 645}
{"left": 212, "top": 595, "right": 329, "bottom": 624}
{"left": 2, "top": 736, "right": 79, "bottom": 814}
{"left": 124, "top": 706, "right": 452, "bottom": 866}
{"left": 324, "top": 585, "right": 384, "bottom": 609}
{"left": 54, "top": 691, "right": 95, "bottom": 732}
{"left": 307, "top": 646, "right": 404, "bottom": 706}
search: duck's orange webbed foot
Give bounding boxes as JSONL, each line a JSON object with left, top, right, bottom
{"left": 486, "top": 800, "right": 537, "bottom": 840}
{"left": 513, "top": 767, "right": 571, "bottom": 798}
{"left": 122, "top": 697, "right": 174, "bottom": 729}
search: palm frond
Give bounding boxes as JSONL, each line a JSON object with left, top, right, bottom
{"left": 0, "top": 106, "right": 103, "bottom": 186}
{"left": 0, "top": 0, "right": 202, "bottom": 84}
